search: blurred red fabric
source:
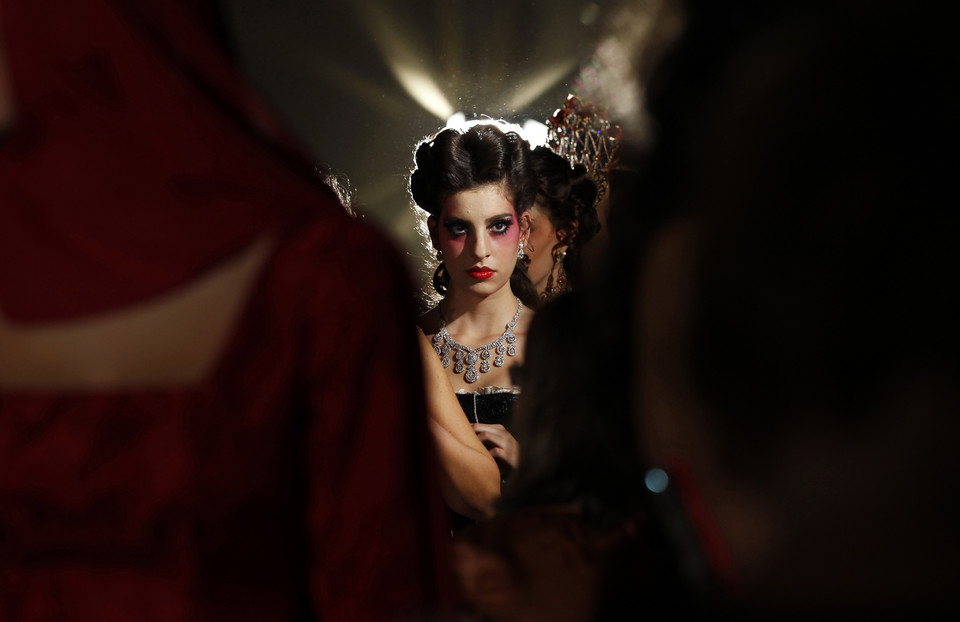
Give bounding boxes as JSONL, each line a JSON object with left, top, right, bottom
{"left": 0, "top": 1, "right": 452, "bottom": 619}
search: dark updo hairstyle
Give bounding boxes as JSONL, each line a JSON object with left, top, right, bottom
{"left": 409, "top": 123, "right": 538, "bottom": 307}
{"left": 529, "top": 145, "right": 600, "bottom": 290}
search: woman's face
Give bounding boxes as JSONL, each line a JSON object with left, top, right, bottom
{"left": 433, "top": 184, "right": 527, "bottom": 299}
{"left": 525, "top": 201, "right": 561, "bottom": 294}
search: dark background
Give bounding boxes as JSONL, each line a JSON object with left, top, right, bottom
{"left": 217, "top": 0, "right": 635, "bottom": 274}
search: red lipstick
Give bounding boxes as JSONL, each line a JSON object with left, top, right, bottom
{"left": 468, "top": 267, "right": 495, "bottom": 280}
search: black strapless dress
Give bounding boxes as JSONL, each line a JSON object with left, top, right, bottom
{"left": 455, "top": 386, "right": 519, "bottom": 427}
{"left": 451, "top": 386, "right": 520, "bottom": 531}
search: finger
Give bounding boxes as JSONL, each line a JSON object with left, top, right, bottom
{"left": 471, "top": 423, "right": 508, "bottom": 434}
{"left": 473, "top": 429, "right": 508, "bottom": 445}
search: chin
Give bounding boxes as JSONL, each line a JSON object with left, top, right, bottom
{"left": 458, "top": 278, "right": 510, "bottom": 297}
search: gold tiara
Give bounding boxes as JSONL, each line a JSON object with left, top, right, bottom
{"left": 546, "top": 94, "right": 623, "bottom": 203}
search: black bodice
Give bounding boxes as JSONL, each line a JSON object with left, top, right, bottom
{"left": 455, "top": 389, "right": 519, "bottom": 428}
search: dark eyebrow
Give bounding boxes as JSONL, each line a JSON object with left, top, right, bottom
{"left": 486, "top": 213, "right": 514, "bottom": 225}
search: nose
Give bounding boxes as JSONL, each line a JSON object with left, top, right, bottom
{"left": 470, "top": 232, "right": 490, "bottom": 260}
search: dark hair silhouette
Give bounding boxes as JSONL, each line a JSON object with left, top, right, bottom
{"left": 410, "top": 123, "right": 538, "bottom": 306}
{"left": 599, "top": 1, "right": 960, "bottom": 615}
{"left": 500, "top": 291, "right": 643, "bottom": 523}
{"left": 644, "top": 1, "right": 960, "bottom": 474}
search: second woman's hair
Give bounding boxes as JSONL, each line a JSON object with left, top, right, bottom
{"left": 529, "top": 145, "right": 600, "bottom": 289}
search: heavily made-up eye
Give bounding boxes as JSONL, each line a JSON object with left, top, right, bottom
{"left": 490, "top": 218, "right": 513, "bottom": 235}
{"left": 443, "top": 219, "right": 469, "bottom": 237}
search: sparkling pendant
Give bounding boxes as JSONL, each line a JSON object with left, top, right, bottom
{"left": 480, "top": 360, "right": 491, "bottom": 373}
{"left": 441, "top": 354, "right": 450, "bottom": 367}
{"left": 507, "top": 344, "right": 517, "bottom": 357}
{"left": 454, "top": 360, "right": 465, "bottom": 374}
{"left": 464, "top": 366, "right": 479, "bottom": 383}
{"left": 494, "top": 354, "right": 505, "bottom": 367}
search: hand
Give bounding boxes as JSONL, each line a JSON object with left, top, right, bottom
{"left": 472, "top": 423, "right": 519, "bottom": 476}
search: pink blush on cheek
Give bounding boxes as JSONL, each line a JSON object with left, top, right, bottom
{"left": 494, "top": 220, "right": 520, "bottom": 246}
{"left": 438, "top": 230, "right": 465, "bottom": 252}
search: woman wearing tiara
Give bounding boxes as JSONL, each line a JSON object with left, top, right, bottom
{"left": 409, "top": 123, "right": 538, "bottom": 517}
{"left": 528, "top": 94, "right": 623, "bottom": 295}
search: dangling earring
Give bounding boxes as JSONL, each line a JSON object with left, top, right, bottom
{"left": 554, "top": 248, "right": 568, "bottom": 290}
{"left": 432, "top": 249, "right": 449, "bottom": 295}
{"left": 517, "top": 242, "right": 525, "bottom": 259}
{"left": 433, "top": 262, "right": 450, "bottom": 295}
{"left": 541, "top": 247, "right": 569, "bottom": 301}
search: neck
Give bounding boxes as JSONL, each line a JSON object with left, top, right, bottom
{"left": 533, "top": 269, "right": 550, "bottom": 295}
{"left": 442, "top": 285, "right": 519, "bottom": 337}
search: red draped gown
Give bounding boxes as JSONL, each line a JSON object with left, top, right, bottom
{"left": 0, "top": 0, "right": 452, "bottom": 619}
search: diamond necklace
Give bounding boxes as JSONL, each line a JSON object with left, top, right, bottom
{"left": 432, "top": 297, "right": 523, "bottom": 383}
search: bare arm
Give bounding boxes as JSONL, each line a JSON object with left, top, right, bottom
{"left": 418, "top": 330, "right": 501, "bottom": 519}
{"left": 471, "top": 423, "right": 519, "bottom": 476}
